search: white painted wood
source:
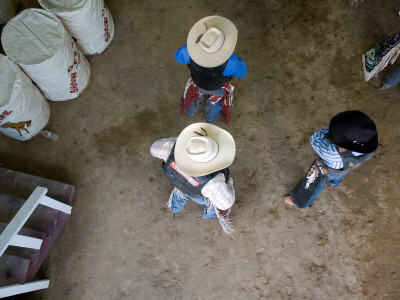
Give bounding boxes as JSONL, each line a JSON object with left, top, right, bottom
{"left": 0, "top": 279, "right": 50, "bottom": 298}
{"left": 9, "top": 234, "right": 43, "bottom": 250}
{"left": 40, "top": 196, "right": 72, "bottom": 214}
{"left": 0, "top": 187, "right": 47, "bottom": 257}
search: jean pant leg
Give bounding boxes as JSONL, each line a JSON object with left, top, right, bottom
{"left": 187, "top": 196, "right": 217, "bottom": 219}
{"left": 382, "top": 64, "right": 400, "bottom": 89}
{"left": 168, "top": 189, "right": 190, "bottom": 214}
{"left": 189, "top": 196, "right": 206, "bottom": 205}
{"left": 304, "top": 176, "right": 327, "bottom": 207}
{"left": 184, "top": 94, "right": 205, "bottom": 117}
{"left": 201, "top": 204, "right": 218, "bottom": 219}
{"left": 204, "top": 98, "right": 223, "bottom": 122}
{"left": 326, "top": 172, "right": 347, "bottom": 187}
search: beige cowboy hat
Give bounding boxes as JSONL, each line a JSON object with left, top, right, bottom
{"left": 175, "top": 123, "right": 236, "bottom": 177}
{"left": 187, "top": 16, "right": 238, "bottom": 68}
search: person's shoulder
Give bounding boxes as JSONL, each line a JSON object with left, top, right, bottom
{"left": 229, "top": 53, "right": 246, "bottom": 65}
{"left": 175, "top": 44, "right": 190, "bottom": 64}
{"left": 224, "top": 54, "right": 247, "bottom": 77}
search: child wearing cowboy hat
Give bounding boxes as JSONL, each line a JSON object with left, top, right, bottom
{"left": 175, "top": 16, "right": 247, "bottom": 123}
{"left": 150, "top": 123, "right": 236, "bottom": 234}
{"left": 284, "top": 110, "right": 379, "bottom": 208}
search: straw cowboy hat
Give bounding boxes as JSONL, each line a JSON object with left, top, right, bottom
{"left": 328, "top": 110, "right": 378, "bottom": 154}
{"left": 175, "top": 122, "right": 236, "bottom": 177}
{"left": 187, "top": 16, "right": 238, "bottom": 68}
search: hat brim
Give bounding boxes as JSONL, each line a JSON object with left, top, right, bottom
{"left": 175, "top": 123, "right": 235, "bottom": 177}
{"left": 187, "top": 16, "right": 238, "bottom": 68}
{"left": 329, "top": 111, "right": 378, "bottom": 154}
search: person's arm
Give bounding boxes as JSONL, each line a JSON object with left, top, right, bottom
{"left": 175, "top": 44, "right": 191, "bottom": 64}
{"left": 201, "top": 173, "right": 235, "bottom": 211}
{"left": 223, "top": 54, "right": 248, "bottom": 78}
{"left": 310, "top": 126, "right": 343, "bottom": 169}
{"left": 150, "top": 137, "right": 177, "bottom": 162}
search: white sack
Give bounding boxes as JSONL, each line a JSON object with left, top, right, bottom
{"left": 38, "top": 0, "right": 114, "bottom": 55}
{"left": 0, "top": 54, "right": 50, "bottom": 141}
{"left": 1, "top": 8, "right": 91, "bottom": 101}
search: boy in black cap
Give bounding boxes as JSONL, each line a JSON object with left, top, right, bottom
{"left": 284, "top": 110, "right": 379, "bottom": 208}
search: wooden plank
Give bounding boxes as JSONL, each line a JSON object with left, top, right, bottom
{"left": 40, "top": 196, "right": 72, "bottom": 215}
{"left": 0, "top": 279, "right": 50, "bottom": 298}
{"left": 0, "top": 167, "right": 76, "bottom": 282}
{"left": 9, "top": 234, "right": 43, "bottom": 250}
{"left": 0, "top": 253, "right": 30, "bottom": 286}
{"left": 0, "top": 187, "right": 47, "bottom": 257}
{"left": 0, "top": 167, "right": 75, "bottom": 206}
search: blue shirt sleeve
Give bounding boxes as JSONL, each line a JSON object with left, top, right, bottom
{"left": 223, "top": 54, "right": 248, "bottom": 78}
{"left": 175, "top": 44, "right": 190, "bottom": 64}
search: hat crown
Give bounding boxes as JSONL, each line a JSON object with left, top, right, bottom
{"left": 185, "top": 136, "right": 219, "bottom": 163}
{"left": 200, "top": 28, "right": 225, "bottom": 53}
{"left": 187, "top": 16, "right": 238, "bottom": 68}
{"left": 344, "top": 118, "right": 376, "bottom": 143}
{"left": 328, "top": 110, "right": 378, "bottom": 153}
{"left": 174, "top": 122, "right": 235, "bottom": 176}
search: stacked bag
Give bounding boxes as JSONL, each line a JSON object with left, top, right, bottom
{"left": 38, "top": 0, "right": 114, "bottom": 55}
{"left": 0, "top": 54, "right": 50, "bottom": 141}
{"left": 2, "top": 8, "right": 91, "bottom": 101}
{"left": 0, "top": 0, "right": 114, "bottom": 141}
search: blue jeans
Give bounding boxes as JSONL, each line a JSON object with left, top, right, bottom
{"left": 168, "top": 188, "right": 217, "bottom": 219}
{"left": 381, "top": 64, "right": 400, "bottom": 89}
{"left": 297, "top": 171, "right": 348, "bottom": 208}
{"left": 184, "top": 93, "right": 223, "bottom": 122}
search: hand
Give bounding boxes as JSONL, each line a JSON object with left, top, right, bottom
{"left": 320, "top": 167, "right": 328, "bottom": 175}
{"left": 337, "top": 146, "right": 347, "bottom": 153}
{"left": 316, "top": 158, "right": 328, "bottom": 175}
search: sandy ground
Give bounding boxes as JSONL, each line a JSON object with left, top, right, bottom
{"left": 1, "top": 0, "right": 400, "bottom": 299}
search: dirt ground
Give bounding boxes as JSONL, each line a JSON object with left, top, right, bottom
{"left": 1, "top": 0, "right": 400, "bottom": 299}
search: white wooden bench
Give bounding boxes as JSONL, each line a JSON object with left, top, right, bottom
{"left": 0, "top": 186, "right": 72, "bottom": 298}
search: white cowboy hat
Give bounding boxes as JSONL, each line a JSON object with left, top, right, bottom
{"left": 175, "top": 123, "right": 236, "bottom": 177}
{"left": 187, "top": 16, "right": 238, "bottom": 68}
